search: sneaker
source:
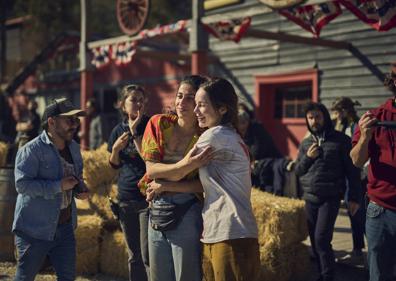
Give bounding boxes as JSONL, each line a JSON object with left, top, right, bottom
{"left": 286, "top": 160, "right": 296, "bottom": 171}
{"left": 336, "top": 249, "right": 365, "bottom": 266}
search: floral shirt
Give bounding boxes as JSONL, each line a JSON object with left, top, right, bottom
{"left": 139, "top": 114, "right": 199, "bottom": 193}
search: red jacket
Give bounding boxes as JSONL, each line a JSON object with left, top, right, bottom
{"left": 352, "top": 98, "right": 396, "bottom": 210}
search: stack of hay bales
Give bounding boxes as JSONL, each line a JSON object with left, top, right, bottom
{"left": 251, "top": 188, "right": 309, "bottom": 281}
{"left": 0, "top": 142, "right": 8, "bottom": 167}
{"left": 75, "top": 215, "right": 103, "bottom": 275}
{"left": 81, "top": 144, "right": 116, "bottom": 191}
{"left": 81, "top": 144, "right": 118, "bottom": 222}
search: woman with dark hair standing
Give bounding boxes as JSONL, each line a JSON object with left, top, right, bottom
{"left": 193, "top": 78, "right": 260, "bottom": 281}
{"left": 107, "top": 84, "right": 151, "bottom": 281}
{"left": 141, "top": 75, "right": 212, "bottom": 281}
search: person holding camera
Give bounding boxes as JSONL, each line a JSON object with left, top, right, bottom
{"left": 350, "top": 64, "right": 396, "bottom": 281}
{"left": 107, "top": 84, "right": 151, "bottom": 281}
{"left": 295, "top": 102, "right": 361, "bottom": 281}
{"left": 13, "top": 98, "right": 89, "bottom": 281}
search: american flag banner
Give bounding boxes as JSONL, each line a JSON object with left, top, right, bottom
{"left": 111, "top": 42, "right": 137, "bottom": 66}
{"left": 338, "top": 0, "right": 396, "bottom": 31}
{"left": 138, "top": 20, "right": 188, "bottom": 39}
{"left": 203, "top": 17, "right": 251, "bottom": 43}
{"left": 91, "top": 45, "right": 111, "bottom": 69}
{"left": 279, "top": 1, "right": 342, "bottom": 37}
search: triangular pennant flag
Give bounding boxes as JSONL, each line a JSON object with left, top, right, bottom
{"left": 279, "top": 1, "right": 342, "bottom": 37}
{"left": 338, "top": 0, "right": 396, "bottom": 31}
{"left": 112, "top": 42, "right": 137, "bottom": 66}
{"left": 204, "top": 17, "right": 251, "bottom": 43}
{"left": 91, "top": 45, "right": 111, "bottom": 69}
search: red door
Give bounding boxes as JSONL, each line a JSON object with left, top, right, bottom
{"left": 255, "top": 69, "right": 318, "bottom": 159}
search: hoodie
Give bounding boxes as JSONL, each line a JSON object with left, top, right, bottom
{"left": 295, "top": 103, "right": 361, "bottom": 203}
{"left": 352, "top": 98, "right": 396, "bottom": 210}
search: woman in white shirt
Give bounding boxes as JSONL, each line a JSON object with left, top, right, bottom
{"left": 193, "top": 77, "right": 260, "bottom": 281}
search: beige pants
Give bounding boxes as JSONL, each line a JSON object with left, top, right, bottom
{"left": 202, "top": 238, "right": 261, "bottom": 281}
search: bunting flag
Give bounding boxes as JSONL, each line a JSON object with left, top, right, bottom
{"left": 203, "top": 17, "right": 251, "bottom": 43}
{"left": 279, "top": 2, "right": 342, "bottom": 37}
{"left": 338, "top": 0, "right": 396, "bottom": 31}
{"left": 91, "top": 42, "right": 138, "bottom": 68}
{"left": 138, "top": 20, "right": 188, "bottom": 39}
{"left": 91, "top": 45, "right": 111, "bottom": 69}
{"left": 111, "top": 41, "right": 137, "bottom": 66}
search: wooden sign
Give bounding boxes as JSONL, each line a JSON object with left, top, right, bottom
{"left": 258, "top": 0, "right": 306, "bottom": 10}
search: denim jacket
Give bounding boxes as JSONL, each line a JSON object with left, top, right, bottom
{"left": 12, "top": 130, "right": 83, "bottom": 241}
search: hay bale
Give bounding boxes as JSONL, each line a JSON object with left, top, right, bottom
{"left": 75, "top": 215, "right": 103, "bottom": 275}
{"left": 260, "top": 242, "right": 310, "bottom": 281}
{"left": 0, "top": 142, "right": 8, "bottom": 167}
{"left": 87, "top": 184, "right": 118, "bottom": 221}
{"left": 100, "top": 231, "right": 129, "bottom": 279}
{"left": 82, "top": 143, "right": 116, "bottom": 191}
{"left": 251, "top": 188, "right": 307, "bottom": 249}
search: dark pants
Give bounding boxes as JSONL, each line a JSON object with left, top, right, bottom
{"left": 347, "top": 202, "right": 366, "bottom": 250}
{"left": 119, "top": 200, "right": 150, "bottom": 281}
{"left": 345, "top": 178, "right": 367, "bottom": 251}
{"left": 14, "top": 222, "right": 75, "bottom": 281}
{"left": 305, "top": 198, "right": 340, "bottom": 281}
{"left": 253, "top": 158, "right": 288, "bottom": 195}
{"left": 366, "top": 202, "right": 396, "bottom": 281}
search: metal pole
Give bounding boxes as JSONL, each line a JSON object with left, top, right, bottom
{"left": 190, "top": 0, "right": 208, "bottom": 75}
{"left": 80, "top": 0, "right": 92, "bottom": 149}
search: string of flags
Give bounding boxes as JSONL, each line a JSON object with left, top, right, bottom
{"left": 278, "top": 0, "right": 396, "bottom": 36}
{"left": 91, "top": 20, "right": 188, "bottom": 69}
{"left": 91, "top": 1, "right": 396, "bottom": 68}
{"left": 91, "top": 42, "right": 137, "bottom": 69}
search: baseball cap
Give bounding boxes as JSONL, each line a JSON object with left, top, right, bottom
{"left": 331, "top": 97, "right": 360, "bottom": 111}
{"left": 42, "top": 98, "right": 85, "bottom": 124}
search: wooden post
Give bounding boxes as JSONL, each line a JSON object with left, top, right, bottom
{"left": 79, "top": 0, "right": 92, "bottom": 150}
{"left": 190, "top": 0, "right": 208, "bottom": 75}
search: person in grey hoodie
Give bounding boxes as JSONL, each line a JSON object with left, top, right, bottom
{"left": 295, "top": 102, "right": 361, "bottom": 281}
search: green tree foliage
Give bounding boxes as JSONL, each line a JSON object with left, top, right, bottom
{"left": 10, "top": 0, "right": 190, "bottom": 43}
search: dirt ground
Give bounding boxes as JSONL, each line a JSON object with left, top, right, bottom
{"left": 0, "top": 262, "right": 127, "bottom": 281}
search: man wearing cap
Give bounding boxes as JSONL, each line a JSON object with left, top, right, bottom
{"left": 13, "top": 98, "right": 89, "bottom": 281}
{"left": 330, "top": 97, "right": 366, "bottom": 266}
{"left": 350, "top": 64, "right": 396, "bottom": 281}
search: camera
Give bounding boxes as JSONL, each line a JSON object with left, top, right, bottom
{"left": 372, "top": 121, "right": 396, "bottom": 129}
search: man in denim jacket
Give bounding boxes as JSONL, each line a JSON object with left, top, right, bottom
{"left": 13, "top": 98, "right": 89, "bottom": 281}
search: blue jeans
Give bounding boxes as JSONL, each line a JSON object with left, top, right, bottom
{"left": 366, "top": 202, "right": 396, "bottom": 281}
{"left": 14, "top": 222, "right": 75, "bottom": 281}
{"left": 118, "top": 200, "right": 150, "bottom": 281}
{"left": 148, "top": 195, "right": 203, "bottom": 281}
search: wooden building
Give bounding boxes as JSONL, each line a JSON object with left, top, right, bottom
{"left": 204, "top": 0, "right": 396, "bottom": 158}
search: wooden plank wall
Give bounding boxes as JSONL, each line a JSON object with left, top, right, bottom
{"left": 207, "top": 1, "right": 396, "bottom": 113}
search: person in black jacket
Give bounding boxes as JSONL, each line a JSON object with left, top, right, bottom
{"left": 237, "top": 104, "right": 290, "bottom": 195}
{"left": 295, "top": 102, "right": 361, "bottom": 281}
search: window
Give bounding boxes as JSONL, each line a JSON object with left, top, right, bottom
{"left": 274, "top": 84, "right": 312, "bottom": 119}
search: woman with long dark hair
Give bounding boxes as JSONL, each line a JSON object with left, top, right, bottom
{"left": 141, "top": 75, "right": 211, "bottom": 281}
{"left": 107, "top": 84, "right": 151, "bottom": 281}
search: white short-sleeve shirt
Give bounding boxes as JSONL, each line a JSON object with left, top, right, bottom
{"left": 196, "top": 125, "right": 258, "bottom": 243}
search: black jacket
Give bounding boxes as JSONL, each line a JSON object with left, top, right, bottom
{"left": 295, "top": 104, "right": 361, "bottom": 203}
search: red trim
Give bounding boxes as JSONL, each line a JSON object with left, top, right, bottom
{"left": 254, "top": 69, "right": 318, "bottom": 157}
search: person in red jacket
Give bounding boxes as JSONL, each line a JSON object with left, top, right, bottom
{"left": 350, "top": 63, "right": 396, "bottom": 281}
